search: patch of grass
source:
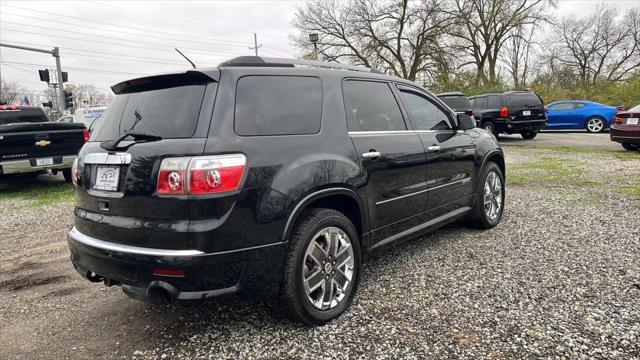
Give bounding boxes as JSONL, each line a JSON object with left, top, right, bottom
{"left": 613, "top": 184, "right": 640, "bottom": 199}
{"left": 556, "top": 189, "right": 602, "bottom": 207}
{"left": 508, "top": 156, "right": 589, "bottom": 186}
{"left": 0, "top": 182, "right": 74, "bottom": 208}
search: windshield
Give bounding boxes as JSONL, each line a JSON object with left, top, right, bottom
{"left": 91, "top": 84, "right": 207, "bottom": 141}
{"left": 439, "top": 96, "right": 471, "bottom": 111}
{"left": 507, "top": 92, "right": 542, "bottom": 107}
{"left": 0, "top": 108, "right": 48, "bottom": 125}
{"left": 628, "top": 104, "right": 640, "bottom": 113}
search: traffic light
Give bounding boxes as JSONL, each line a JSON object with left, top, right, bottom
{"left": 38, "top": 69, "right": 50, "bottom": 83}
{"left": 64, "top": 90, "right": 73, "bottom": 109}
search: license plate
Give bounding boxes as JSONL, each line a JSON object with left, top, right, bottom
{"left": 628, "top": 118, "right": 638, "bottom": 125}
{"left": 94, "top": 166, "right": 120, "bottom": 192}
{"left": 522, "top": 110, "right": 531, "bottom": 116}
{"left": 36, "top": 158, "right": 54, "bottom": 166}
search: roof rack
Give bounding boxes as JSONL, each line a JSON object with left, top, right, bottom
{"left": 218, "top": 56, "right": 383, "bottom": 74}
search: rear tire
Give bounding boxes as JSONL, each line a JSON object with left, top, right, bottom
{"left": 482, "top": 121, "right": 497, "bottom": 137}
{"left": 621, "top": 143, "right": 640, "bottom": 151}
{"left": 585, "top": 117, "right": 606, "bottom": 133}
{"left": 466, "top": 162, "right": 505, "bottom": 229}
{"left": 280, "top": 208, "right": 361, "bottom": 326}
{"left": 520, "top": 130, "right": 538, "bottom": 140}
{"left": 62, "top": 169, "right": 73, "bottom": 183}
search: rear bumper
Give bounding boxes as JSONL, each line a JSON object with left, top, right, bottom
{"left": 493, "top": 118, "right": 547, "bottom": 133}
{"left": 67, "top": 226, "right": 287, "bottom": 302}
{"left": 0, "top": 155, "right": 76, "bottom": 175}
{"left": 610, "top": 125, "right": 640, "bottom": 144}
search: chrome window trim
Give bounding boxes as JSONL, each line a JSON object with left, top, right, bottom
{"left": 348, "top": 130, "right": 438, "bottom": 135}
{"left": 375, "top": 178, "right": 471, "bottom": 205}
{"left": 84, "top": 152, "right": 132, "bottom": 165}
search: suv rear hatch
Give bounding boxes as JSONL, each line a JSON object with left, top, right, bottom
{"left": 506, "top": 92, "right": 546, "bottom": 121}
{"left": 74, "top": 71, "right": 218, "bottom": 250}
{"left": 0, "top": 107, "right": 86, "bottom": 163}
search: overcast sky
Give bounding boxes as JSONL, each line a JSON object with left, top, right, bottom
{"left": 1, "top": 0, "right": 639, "bottom": 94}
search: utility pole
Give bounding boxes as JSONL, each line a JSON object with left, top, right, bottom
{"left": 249, "top": 33, "right": 262, "bottom": 56}
{"left": 0, "top": 43, "right": 66, "bottom": 114}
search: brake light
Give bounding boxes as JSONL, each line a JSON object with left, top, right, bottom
{"left": 83, "top": 129, "right": 90, "bottom": 143}
{"left": 0, "top": 105, "right": 19, "bottom": 111}
{"left": 157, "top": 154, "right": 246, "bottom": 196}
{"left": 499, "top": 107, "right": 509, "bottom": 118}
{"left": 71, "top": 158, "right": 79, "bottom": 187}
{"left": 613, "top": 116, "right": 624, "bottom": 124}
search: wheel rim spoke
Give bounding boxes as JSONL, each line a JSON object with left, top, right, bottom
{"left": 305, "top": 269, "right": 324, "bottom": 293}
{"left": 308, "top": 241, "right": 326, "bottom": 266}
{"left": 322, "top": 278, "right": 334, "bottom": 304}
{"left": 334, "top": 269, "right": 348, "bottom": 289}
{"left": 484, "top": 171, "right": 502, "bottom": 220}
{"left": 334, "top": 246, "right": 351, "bottom": 267}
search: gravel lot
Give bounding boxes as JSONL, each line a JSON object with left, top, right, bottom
{"left": 1, "top": 140, "right": 639, "bottom": 359}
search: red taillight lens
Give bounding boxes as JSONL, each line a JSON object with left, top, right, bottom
{"left": 71, "top": 157, "right": 79, "bottom": 186}
{"left": 83, "top": 129, "right": 90, "bottom": 143}
{"left": 157, "top": 154, "right": 246, "bottom": 196}
{"left": 153, "top": 268, "right": 185, "bottom": 277}
{"left": 499, "top": 106, "right": 509, "bottom": 118}
{"left": 157, "top": 157, "right": 190, "bottom": 195}
{"left": 613, "top": 116, "right": 624, "bottom": 124}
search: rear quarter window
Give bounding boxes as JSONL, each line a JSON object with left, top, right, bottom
{"left": 234, "top": 76, "right": 322, "bottom": 136}
{"left": 507, "top": 92, "right": 543, "bottom": 107}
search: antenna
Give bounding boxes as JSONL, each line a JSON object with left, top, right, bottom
{"left": 175, "top": 48, "right": 196, "bottom": 69}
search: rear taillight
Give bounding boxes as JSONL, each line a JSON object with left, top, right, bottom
{"left": 613, "top": 116, "right": 624, "bottom": 124}
{"left": 500, "top": 106, "right": 509, "bottom": 118}
{"left": 83, "top": 130, "right": 90, "bottom": 143}
{"left": 157, "top": 154, "right": 246, "bottom": 196}
{"left": 71, "top": 158, "right": 79, "bottom": 187}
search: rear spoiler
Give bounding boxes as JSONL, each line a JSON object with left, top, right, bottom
{"left": 111, "top": 70, "right": 218, "bottom": 95}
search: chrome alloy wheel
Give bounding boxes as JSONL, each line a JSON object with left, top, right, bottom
{"left": 484, "top": 171, "right": 503, "bottom": 221}
{"left": 587, "top": 118, "right": 604, "bottom": 132}
{"left": 302, "top": 226, "right": 355, "bottom": 310}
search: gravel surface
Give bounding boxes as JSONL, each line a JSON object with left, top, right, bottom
{"left": 1, "top": 144, "right": 639, "bottom": 359}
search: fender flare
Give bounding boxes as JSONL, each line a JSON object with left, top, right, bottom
{"left": 476, "top": 150, "right": 505, "bottom": 190}
{"left": 280, "top": 187, "right": 367, "bottom": 242}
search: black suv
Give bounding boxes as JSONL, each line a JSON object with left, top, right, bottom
{"left": 469, "top": 91, "right": 547, "bottom": 139}
{"left": 67, "top": 57, "right": 505, "bottom": 325}
{"left": 437, "top": 91, "right": 474, "bottom": 117}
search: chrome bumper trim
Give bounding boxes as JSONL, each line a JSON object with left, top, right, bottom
{"left": 0, "top": 155, "right": 76, "bottom": 174}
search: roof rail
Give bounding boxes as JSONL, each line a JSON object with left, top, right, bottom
{"left": 219, "top": 56, "right": 383, "bottom": 74}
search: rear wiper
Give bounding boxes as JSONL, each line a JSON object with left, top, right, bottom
{"left": 100, "top": 131, "right": 162, "bottom": 151}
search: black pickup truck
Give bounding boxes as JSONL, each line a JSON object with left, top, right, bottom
{"left": 0, "top": 106, "right": 87, "bottom": 181}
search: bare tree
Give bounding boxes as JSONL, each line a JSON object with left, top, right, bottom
{"left": 292, "top": 0, "right": 455, "bottom": 81}
{"left": 65, "top": 83, "right": 111, "bottom": 112}
{"left": 551, "top": 5, "right": 640, "bottom": 85}
{"left": 0, "top": 79, "right": 26, "bottom": 105}
{"left": 501, "top": 24, "right": 535, "bottom": 89}
{"left": 451, "top": 0, "right": 552, "bottom": 87}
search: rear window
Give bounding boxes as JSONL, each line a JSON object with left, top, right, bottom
{"left": 234, "top": 76, "right": 322, "bottom": 136}
{"left": 0, "top": 108, "right": 48, "bottom": 125}
{"left": 507, "top": 92, "right": 542, "bottom": 107}
{"left": 438, "top": 96, "right": 471, "bottom": 111}
{"left": 92, "top": 85, "right": 207, "bottom": 141}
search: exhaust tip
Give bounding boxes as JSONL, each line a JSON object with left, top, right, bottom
{"left": 148, "top": 285, "right": 176, "bottom": 305}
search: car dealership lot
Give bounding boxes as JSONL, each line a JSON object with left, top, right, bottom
{"left": 1, "top": 136, "right": 639, "bottom": 359}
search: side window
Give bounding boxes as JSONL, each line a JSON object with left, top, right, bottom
{"left": 469, "top": 98, "right": 476, "bottom": 107}
{"left": 574, "top": 103, "right": 585, "bottom": 109}
{"left": 399, "top": 90, "right": 451, "bottom": 131}
{"left": 343, "top": 80, "right": 406, "bottom": 131}
{"left": 486, "top": 95, "right": 502, "bottom": 109}
{"left": 475, "top": 97, "right": 488, "bottom": 110}
{"left": 235, "top": 76, "right": 322, "bottom": 136}
{"left": 550, "top": 103, "right": 574, "bottom": 110}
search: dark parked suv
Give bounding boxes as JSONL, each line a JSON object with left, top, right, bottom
{"left": 469, "top": 91, "right": 547, "bottom": 139}
{"left": 67, "top": 57, "right": 505, "bottom": 325}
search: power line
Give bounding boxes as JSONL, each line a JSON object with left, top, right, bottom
{"left": 1, "top": 61, "right": 148, "bottom": 76}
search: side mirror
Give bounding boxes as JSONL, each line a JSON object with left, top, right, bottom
{"left": 457, "top": 114, "right": 476, "bottom": 130}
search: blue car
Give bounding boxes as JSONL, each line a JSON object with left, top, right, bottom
{"left": 545, "top": 100, "right": 618, "bottom": 133}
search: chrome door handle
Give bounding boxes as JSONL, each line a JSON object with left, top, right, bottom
{"left": 362, "top": 151, "right": 381, "bottom": 159}
{"left": 427, "top": 145, "right": 440, "bottom": 152}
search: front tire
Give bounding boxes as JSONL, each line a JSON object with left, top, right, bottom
{"left": 466, "top": 162, "right": 505, "bottom": 229}
{"left": 520, "top": 130, "right": 538, "bottom": 140}
{"left": 621, "top": 143, "right": 640, "bottom": 151}
{"left": 585, "top": 117, "right": 606, "bottom": 133}
{"left": 280, "top": 208, "right": 361, "bottom": 326}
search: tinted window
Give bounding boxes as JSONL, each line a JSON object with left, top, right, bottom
{"left": 507, "top": 92, "right": 542, "bottom": 107}
{"left": 487, "top": 95, "right": 502, "bottom": 109}
{"left": 439, "top": 96, "right": 471, "bottom": 111}
{"left": 343, "top": 80, "right": 405, "bottom": 131}
{"left": 549, "top": 103, "right": 574, "bottom": 110}
{"left": 235, "top": 76, "right": 322, "bottom": 136}
{"left": 575, "top": 103, "right": 586, "bottom": 109}
{"left": 400, "top": 90, "right": 451, "bottom": 130}
{"left": 474, "top": 97, "right": 488, "bottom": 110}
{"left": 92, "top": 85, "right": 206, "bottom": 141}
{"left": 0, "top": 108, "right": 48, "bottom": 125}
